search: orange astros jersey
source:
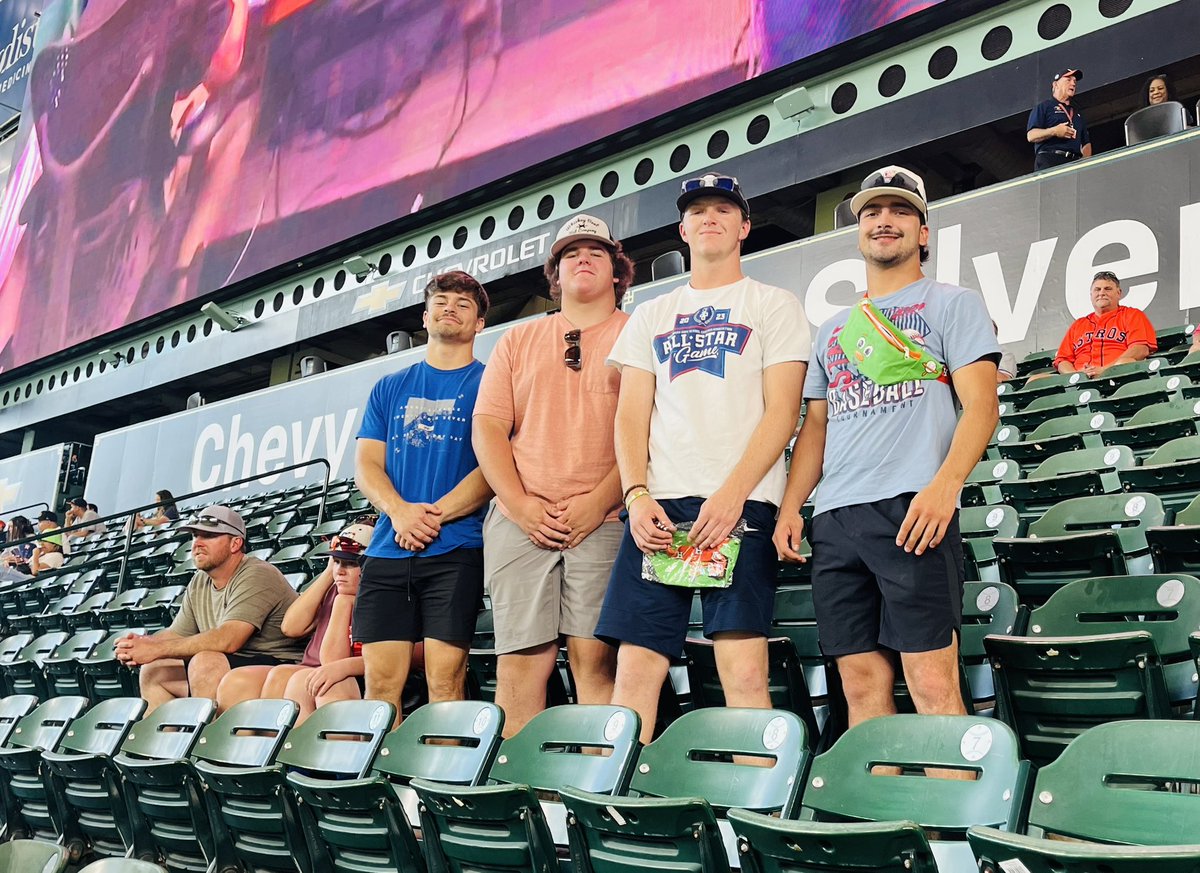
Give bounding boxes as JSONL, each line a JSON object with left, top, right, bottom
{"left": 1053, "top": 305, "right": 1157, "bottom": 370}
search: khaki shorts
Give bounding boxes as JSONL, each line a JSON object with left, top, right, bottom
{"left": 483, "top": 506, "right": 622, "bottom": 654}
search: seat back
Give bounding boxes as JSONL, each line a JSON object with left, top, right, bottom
{"left": 1023, "top": 573, "right": 1200, "bottom": 702}
{"left": 960, "top": 581, "right": 1023, "bottom": 706}
{"left": 1026, "top": 492, "right": 1165, "bottom": 554}
{"left": 1145, "top": 434, "right": 1200, "bottom": 465}
{"left": 116, "top": 697, "right": 215, "bottom": 762}
{"left": 960, "top": 505, "right": 1019, "bottom": 582}
{"left": 1125, "top": 101, "right": 1188, "bottom": 145}
{"left": 7, "top": 696, "right": 88, "bottom": 752}
{"left": 0, "top": 839, "right": 69, "bottom": 872}
{"left": 0, "top": 695, "right": 38, "bottom": 747}
{"left": 374, "top": 700, "right": 503, "bottom": 786}
{"left": 630, "top": 708, "right": 809, "bottom": 815}
{"left": 191, "top": 698, "right": 299, "bottom": 768}
{"left": 52, "top": 696, "right": 146, "bottom": 757}
{"left": 273, "top": 699, "right": 393, "bottom": 777}
{"left": 1027, "top": 720, "right": 1200, "bottom": 844}
{"left": 490, "top": 704, "right": 640, "bottom": 796}
{"left": 800, "top": 714, "right": 1028, "bottom": 833}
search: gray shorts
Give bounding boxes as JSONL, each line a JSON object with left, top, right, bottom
{"left": 483, "top": 506, "right": 622, "bottom": 654}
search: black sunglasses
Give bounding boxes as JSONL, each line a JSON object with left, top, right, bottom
{"left": 863, "top": 170, "right": 923, "bottom": 197}
{"left": 564, "top": 329, "right": 581, "bottom": 371}
{"left": 1093, "top": 271, "right": 1120, "bottom": 284}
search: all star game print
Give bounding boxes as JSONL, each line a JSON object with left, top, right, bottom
{"left": 653, "top": 306, "right": 752, "bottom": 380}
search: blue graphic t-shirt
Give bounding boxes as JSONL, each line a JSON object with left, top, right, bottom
{"left": 357, "top": 360, "right": 486, "bottom": 559}
{"left": 608, "top": 277, "right": 810, "bottom": 505}
{"left": 804, "top": 278, "right": 999, "bottom": 515}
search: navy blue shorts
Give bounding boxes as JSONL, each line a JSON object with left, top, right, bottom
{"left": 594, "top": 498, "right": 780, "bottom": 659}
{"left": 810, "top": 493, "right": 964, "bottom": 658}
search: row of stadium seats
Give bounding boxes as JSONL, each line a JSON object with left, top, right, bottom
{"left": 0, "top": 693, "right": 1196, "bottom": 873}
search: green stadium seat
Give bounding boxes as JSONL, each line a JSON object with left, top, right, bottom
{"left": 1101, "top": 398, "right": 1200, "bottom": 459}
{"left": 0, "top": 696, "right": 88, "bottom": 841}
{"left": 63, "top": 591, "right": 116, "bottom": 632}
{"left": 124, "top": 586, "right": 184, "bottom": 633}
{"left": 998, "top": 412, "right": 1115, "bottom": 469}
{"left": 414, "top": 704, "right": 641, "bottom": 871}
{"left": 110, "top": 697, "right": 216, "bottom": 866}
{"left": 1000, "top": 389, "right": 1091, "bottom": 432}
{"left": 77, "top": 860, "right": 169, "bottom": 872}
{"left": 41, "top": 697, "right": 146, "bottom": 862}
{"left": 43, "top": 628, "right": 107, "bottom": 698}
{"left": 0, "top": 696, "right": 37, "bottom": 748}
{"left": 684, "top": 636, "right": 819, "bottom": 742}
{"left": 962, "top": 458, "right": 1020, "bottom": 508}
{"left": 968, "top": 719, "right": 1200, "bottom": 872}
{"left": 197, "top": 699, "right": 390, "bottom": 873}
{"left": 1014, "top": 349, "right": 1057, "bottom": 377}
{"left": 960, "top": 505, "right": 1019, "bottom": 582}
{"left": 275, "top": 522, "right": 315, "bottom": 550}
{"left": 78, "top": 629, "right": 144, "bottom": 701}
{"left": 729, "top": 714, "right": 1028, "bottom": 873}
{"left": 289, "top": 700, "right": 504, "bottom": 873}
{"left": 960, "top": 581, "right": 1024, "bottom": 713}
{"left": 0, "top": 839, "right": 69, "bottom": 873}
{"left": 559, "top": 708, "right": 809, "bottom": 873}
{"left": 268, "top": 543, "right": 311, "bottom": 576}
{"left": 4, "top": 632, "right": 69, "bottom": 699}
{"left": 1089, "top": 373, "right": 1190, "bottom": 421}
{"left": 769, "top": 584, "right": 827, "bottom": 713}
{"left": 1148, "top": 494, "right": 1200, "bottom": 574}
{"left": 1156, "top": 323, "right": 1194, "bottom": 351}
{"left": 998, "top": 445, "right": 1134, "bottom": 525}
{"left": 1071, "top": 358, "right": 1170, "bottom": 395}
{"left": 985, "top": 574, "right": 1200, "bottom": 767}
{"left": 993, "top": 493, "right": 1165, "bottom": 604}
{"left": 985, "top": 422, "right": 1021, "bottom": 461}
{"left": 93, "top": 588, "right": 148, "bottom": 630}
{"left": 37, "top": 593, "right": 91, "bottom": 634}
{"left": 969, "top": 826, "right": 1200, "bottom": 873}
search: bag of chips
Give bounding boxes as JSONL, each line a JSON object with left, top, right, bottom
{"left": 641, "top": 520, "right": 745, "bottom": 589}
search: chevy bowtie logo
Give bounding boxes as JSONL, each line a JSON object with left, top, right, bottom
{"left": 353, "top": 280, "right": 408, "bottom": 316}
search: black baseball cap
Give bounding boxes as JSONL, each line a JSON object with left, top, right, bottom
{"left": 70, "top": 497, "right": 87, "bottom": 508}
{"left": 676, "top": 172, "right": 750, "bottom": 217}
{"left": 37, "top": 510, "right": 58, "bottom": 523}
{"left": 1053, "top": 68, "right": 1082, "bottom": 82}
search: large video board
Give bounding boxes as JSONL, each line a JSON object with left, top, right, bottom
{"left": 0, "top": 0, "right": 943, "bottom": 372}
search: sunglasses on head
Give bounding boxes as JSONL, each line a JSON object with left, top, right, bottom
{"left": 680, "top": 174, "right": 740, "bottom": 195}
{"left": 564, "top": 329, "right": 581, "bottom": 371}
{"left": 864, "top": 170, "right": 923, "bottom": 197}
{"left": 1093, "top": 271, "right": 1120, "bottom": 283}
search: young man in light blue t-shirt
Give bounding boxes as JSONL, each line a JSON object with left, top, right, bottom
{"left": 353, "top": 271, "right": 494, "bottom": 723}
{"left": 773, "top": 166, "right": 999, "bottom": 729}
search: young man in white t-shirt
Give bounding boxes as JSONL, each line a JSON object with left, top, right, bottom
{"left": 595, "top": 173, "right": 810, "bottom": 742}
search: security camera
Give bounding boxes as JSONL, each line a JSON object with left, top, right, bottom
{"left": 343, "top": 255, "right": 377, "bottom": 283}
{"left": 98, "top": 349, "right": 124, "bottom": 366}
{"left": 773, "top": 86, "right": 816, "bottom": 120}
{"left": 200, "top": 301, "right": 249, "bottom": 332}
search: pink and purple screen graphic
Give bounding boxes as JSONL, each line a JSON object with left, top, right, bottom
{"left": 0, "top": 0, "right": 944, "bottom": 371}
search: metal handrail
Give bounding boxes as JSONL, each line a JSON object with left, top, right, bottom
{"left": 2, "top": 458, "right": 332, "bottom": 592}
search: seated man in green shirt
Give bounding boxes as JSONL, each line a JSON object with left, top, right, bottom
{"left": 116, "top": 505, "right": 305, "bottom": 712}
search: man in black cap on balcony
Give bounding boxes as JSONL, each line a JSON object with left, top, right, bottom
{"left": 116, "top": 504, "right": 304, "bottom": 712}
{"left": 1027, "top": 68, "right": 1091, "bottom": 171}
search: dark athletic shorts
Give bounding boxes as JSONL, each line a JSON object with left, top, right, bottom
{"left": 353, "top": 550, "right": 483, "bottom": 644}
{"left": 594, "top": 498, "right": 780, "bottom": 660}
{"left": 810, "top": 493, "right": 964, "bottom": 658}
{"left": 224, "top": 651, "right": 294, "bottom": 669}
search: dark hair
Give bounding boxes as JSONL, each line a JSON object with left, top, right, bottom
{"left": 156, "top": 489, "right": 177, "bottom": 511}
{"left": 1142, "top": 72, "right": 1175, "bottom": 107}
{"left": 9, "top": 516, "right": 32, "bottom": 541}
{"left": 87, "top": 503, "right": 98, "bottom": 512}
{"left": 423, "top": 271, "right": 489, "bottom": 318}
{"left": 543, "top": 242, "right": 636, "bottom": 306}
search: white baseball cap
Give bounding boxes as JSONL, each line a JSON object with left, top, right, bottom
{"left": 849, "top": 165, "right": 929, "bottom": 220}
{"left": 550, "top": 214, "right": 617, "bottom": 257}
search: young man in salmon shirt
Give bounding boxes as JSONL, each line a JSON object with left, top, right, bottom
{"left": 473, "top": 214, "right": 636, "bottom": 736}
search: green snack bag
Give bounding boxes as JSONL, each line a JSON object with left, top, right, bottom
{"left": 837, "top": 297, "right": 946, "bottom": 386}
{"left": 642, "top": 520, "right": 744, "bottom": 589}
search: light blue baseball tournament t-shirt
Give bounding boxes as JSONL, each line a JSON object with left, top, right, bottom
{"left": 803, "top": 277, "right": 1000, "bottom": 515}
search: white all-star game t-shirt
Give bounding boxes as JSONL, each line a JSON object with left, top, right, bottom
{"left": 608, "top": 277, "right": 810, "bottom": 506}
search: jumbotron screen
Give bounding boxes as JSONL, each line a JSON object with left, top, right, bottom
{"left": 0, "top": 0, "right": 944, "bottom": 372}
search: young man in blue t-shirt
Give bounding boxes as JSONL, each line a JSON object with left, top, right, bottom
{"left": 774, "top": 166, "right": 999, "bottom": 729}
{"left": 353, "top": 271, "right": 493, "bottom": 722}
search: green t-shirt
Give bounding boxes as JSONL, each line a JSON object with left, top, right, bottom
{"left": 170, "top": 556, "right": 304, "bottom": 661}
